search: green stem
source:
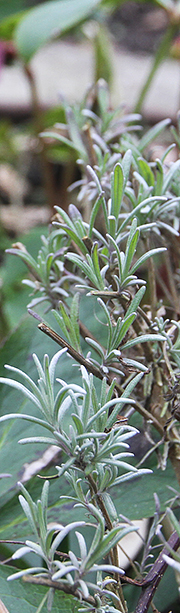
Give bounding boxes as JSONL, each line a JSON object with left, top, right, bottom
{"left": 145, "top": 237, "right": 157, "bottom": 321}
{"left": 87, "top": 473, "right": 127, "bottom": 613}
{"left": 135, "top": 22, "right": 179, "bottom": 114}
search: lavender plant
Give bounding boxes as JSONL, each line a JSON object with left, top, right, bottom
{"left": 1, "top": 83, "right": 180, "bottom": 612}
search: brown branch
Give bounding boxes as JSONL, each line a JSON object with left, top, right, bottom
{"left": 134, "top": 529, "right": 180, "bottom": 613}
{"left": 23, "top": 574, "right": 96, "bottom": 606}
{"left": 38, "top": 322, "right": 164, "bottom": 436}
{"left": 38, "top": 322, "right": 104, "bottom": 380}
{"left": 162, "top": 247, "right": 179, "bottom": 315}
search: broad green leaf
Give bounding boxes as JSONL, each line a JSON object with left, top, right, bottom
{"left": 0, "top": 12, "right": 27, "bottom": 41}
{"left": 2, "top": 226, "right": 48, "bottom": 330}
{"left": 0, "top": 0, "right": 27, "bottom": 21}
{"left": 0, "top": 565, "right": 81, "bottom": 613}
{"left": 0, "top": 316, "right": 82, "bottom": 507}
{"left": 15, "top": 0, "right": 101, "bottom": 61}
{"left": 0, "top": 455, "right": 178, "bottom": 546}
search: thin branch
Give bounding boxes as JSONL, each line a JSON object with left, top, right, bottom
{"left": 38, "top": 322, "right": 164, "bottom": 436}
{"left": 145, "top": 238, "right": 157, "bottom": 321}
{"left": 38, "top": 322, "right": 104, "bottom": 380}
{"left": 162, "top": 249, "right": 179, "bottom": 314}
{"left": 86, "top": 473, "right": 127, "bottom": 611}
{"left": 134, "top": 529, "right": 180, "bottom": 613}
{"left": 23, "top": 574, "right": 96, "bottom": 606}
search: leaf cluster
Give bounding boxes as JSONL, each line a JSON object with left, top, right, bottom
{"left": 2, "top": 92, "right": 180, "bottom": 612}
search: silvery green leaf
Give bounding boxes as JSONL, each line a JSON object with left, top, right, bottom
{"left": 86, "top": 525, "right": 136, "bottom": 567}
{"left": 137, "top": 157, "right": 155, "bottom": 187}
{"left": 32, "top": 353, "right": 45, "bottom": 380}
{"left": 56, "top": 457, "right": 75, "bottom": 477}
{"left": 163, "top": 554, "right": 180, "bottom": 573}
{"left": 114, "top": 467, "right": 152, "bottom": 485}
{"left": 123, "top": 218, "right": 139, "bottom": 275}
{"left": 5, "top": 247, "right": 39, "bottom": 274}
{"left": 25, "top": 540, "right": 44, "bottom": 559}
{"left": 133, "top": 170, "right": 151, "bottom": 191}
{"left": 53, "top": 431, "right": 72, "bottom": 453}
{"left": 19, "top": 436, "right": 56, "bottom": 445}
{"left": 18, "top": 495, "right": 38, "bottom": 537}
{"left": 89, "top": 193, "right": 107, "bottom": 239}
{"left": 22, "top": 279, "right": 36, "bottom": 288}
{"left": 52, "top": 565, "right": 76, "bottom": 580}
{"left": 117, "top": 196, "right": 166, "bottom": 235}
{"left": 106, "top": 372, "right": 143, "bottom": 428}
{"left": 77, "top": 579, "right": 90, "bottom": 599}
{"left": 112, "top": 312, "right": 136, "bottom": 347}
{"left": 111, "top": 163, "right": 124, "bottom": 219}
{"left": 48, "top": 349, "right": 67, "bottom": 387}
{"left": 75, "top": 531, "right": 87, "bottom": 560}
{"left": 41, "top": 480, "right": 49, "bottom": 513}
{"left": 163, "top": 159, "right": 180, "bottom": 193}
{"left": 138, "top": 118, "right": 171, "bottom": 151}
{"left": 92, "top": 243, "right": 104, "bottom": 289}
{"left": 108, "top": 215, "right": 116, "bottom": 238}
{"left": 0, "top": 413, "right": 54, "bottom": 432}
{"left": 7, "top": 567, "right": 45, "bottom": 581}
{"left": 106, "top": 459, "right": 137, "bottom": 471}
{"left": 121, "top": 357, "right": 148, "bottom": 372}
{"left": 89, "top": 563, "right": 124, "bottom": 575}
{"left": 57, "top": 395, "right": 72, "bottom": 425}
{"left": 166, "top": 507, "right": 180, "bottom": 537}
{"left": 85, "top": 337, "right": 105, "bottom": 359}
{"left": 105, "top": 349, "right": 121, "bottom": 362}
{"left": 87, "top": 397, "right": 134, "bottom": 429}
{"left": 130, "top": 247, "right": 166, "bottom": 274}
{"left": 37, "top": 502, "right": 47, "bottom": 544}
{"left": 0, "top": 375, "right": 42, "bottom": 410}
{"left": 101, "top": 493, "right": 118, "bottom": 521}
{"left": 122, "top": 333, "right": 166, "bottom": 350}
{"left": 68, "top": 549, "right": 79, "bottom": 568}
{"left": 70, "top": 293, "right": 81, "bottom": 346}
{"left": 126, "top": 286, "right": 146, "bottom": 316}
{"left": 86, "top": 164, "right": 102, "bottom": 194}
{"left": 72, "top": 413, "right": 84, "bottom": 435}
{"left": 82, "top": 525, "right": 102, "bottom": 567}
{"left": 50, "top": 521, "right": 85, "bottom": 556}
{"left": 12, "top": 546, "right": 32, "bottom": 559}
